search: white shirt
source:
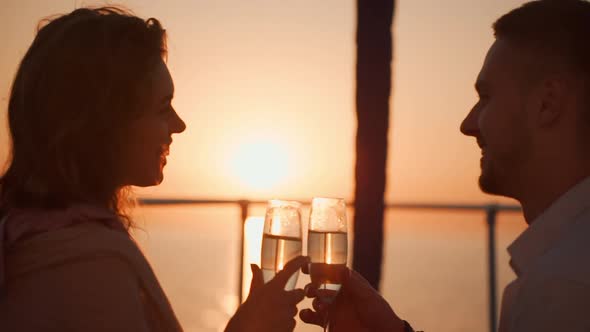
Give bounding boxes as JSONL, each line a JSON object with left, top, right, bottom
{"left": 499, "top": 176, "right": 590, "bottom": 332}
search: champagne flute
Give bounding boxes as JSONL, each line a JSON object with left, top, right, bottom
{"left": 260, "top": 200, "right": 303, "bottom": 290}
{"left": 307, "top": 197, "right": 348, "bottom": 331}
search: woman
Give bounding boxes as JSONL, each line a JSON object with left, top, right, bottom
{"left": 0, "top": 7, "right": 306, "bottom": 332}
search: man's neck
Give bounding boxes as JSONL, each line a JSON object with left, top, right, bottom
{"left": 519, "top": 168, "right": 590, "bottom": 224}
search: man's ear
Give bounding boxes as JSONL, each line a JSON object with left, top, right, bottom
{"left": 537, "top": 78, "right": 567, "bottom": 128}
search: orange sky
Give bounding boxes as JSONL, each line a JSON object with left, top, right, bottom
{"left": 0, "top": 0, "right": 528, "bottom": 205}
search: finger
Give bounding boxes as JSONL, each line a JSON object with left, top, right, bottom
{"left": 312, "top": 297, "right": 328, "bottom": 312}
{"left": 288, "top": 304, "right": 298, "bottom": 318}
{"left": 299, "top": 309, "right": 327, "bottom": 327}
{"left": 301, "top": 261, "right": 310, "bottom": 274}
{"left": 249, "top": 264, "right": 265, "bottom": 293}
{"left": 284, "top": 288, "right": 305, "bottom": 304}
{"left": 271, "top": 256, "right": 309, "bottom": 288}
{"left": 304, "top": 283, "right": 319, "bottom": 298}
{"left": 287, "top": 318, "right": 297, "bottom": 331}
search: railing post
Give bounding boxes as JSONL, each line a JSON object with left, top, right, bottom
{"left": 238, "top": 200, "right": 250, "bottom": 304}
{"left": 486, "top": 205, "right": 498, "bottom": 332}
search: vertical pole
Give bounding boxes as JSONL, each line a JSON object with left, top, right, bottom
{"left": 353, "top": 0, "right": 395, "bottom": 291}
{"left": 238, "top": 200, "right": 249, "bottom": 304}
{"left": 486, "top": 206, "right": 498, "bottom": 332}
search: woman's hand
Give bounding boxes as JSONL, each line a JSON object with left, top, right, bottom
{"left": 225, "top": 256, "right": 309, "bottom": 332}
{"left": 300, "top": 268, "right": 406, "bottom": 332}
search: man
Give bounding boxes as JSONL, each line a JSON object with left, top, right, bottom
{"left": 301, "top": 0, "right": 590, "bottom": 331}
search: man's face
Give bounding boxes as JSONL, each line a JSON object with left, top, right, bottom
{"left": 461, "top": 40, "right": 534, "bottom": 198}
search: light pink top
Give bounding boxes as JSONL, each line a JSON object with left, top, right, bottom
{"left": 0, "top": 205, "right": 182, "bottom": 332}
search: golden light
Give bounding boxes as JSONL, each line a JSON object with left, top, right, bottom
{"left": 228, "top": 138, "right": 292, "bottom": 192}
{"left": 326, "top": 232, "right": 333, "bottom": 264}
{"left": 242, "top": 216, "right": 264, "bottom": 302}
{"left": 276, "top": 240, "right": 285, "bottom": 270}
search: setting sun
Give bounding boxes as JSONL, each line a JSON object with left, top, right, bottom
{"left": 227, "top": 137, "right": 292, "bottom": 192}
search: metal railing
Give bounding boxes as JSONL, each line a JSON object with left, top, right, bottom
{"left": 138, "top": 198, "right": 522, "bottom": 332}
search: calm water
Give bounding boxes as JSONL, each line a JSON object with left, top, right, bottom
{"left": 131, "top": 205, "right": 526, "bottom": 332}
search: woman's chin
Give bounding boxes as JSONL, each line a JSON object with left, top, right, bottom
{"left": 151, "top": 172, "right": 165, "bottom": 186}
{"left": 128, "top": 172, "right": 164, "bottom": 187}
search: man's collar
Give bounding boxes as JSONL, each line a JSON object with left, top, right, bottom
{"left": 508, "top": 176, "right": 590, "bottom": 276}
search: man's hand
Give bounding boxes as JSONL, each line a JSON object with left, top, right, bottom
{"left": 300, "top": 268, "right": 406, "bottom": 332}
{"left": 225, "top": 256, "right": 309, "bottom": 332}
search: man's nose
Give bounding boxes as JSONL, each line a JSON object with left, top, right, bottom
{"left": 460, "top": 106, "right": 479, "bottom": 137}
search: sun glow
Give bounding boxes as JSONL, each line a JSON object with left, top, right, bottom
{"left": 242, "top": 216, "right": 264, "bottom": 302}
{"left": 228, "top": 137, "right": 292, "bottom": 192}
{"left": 326, "top": 232, "right": 333, "bottom": 264}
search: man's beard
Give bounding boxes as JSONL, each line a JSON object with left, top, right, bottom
{"left": 478, "top": 154, "right": 524, "bottom": 199}
{"left": 479, "top": 166, "right": 502, "bottom": 195}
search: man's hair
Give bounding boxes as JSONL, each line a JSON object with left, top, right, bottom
{"left": 0, "top": 7, "right": 167, "bottom": 228}
{"left": 493, "top": 0, "right": 590, "bottom": 81}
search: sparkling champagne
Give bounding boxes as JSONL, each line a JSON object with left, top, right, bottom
{"left": 307, "top": 230, "right": 348, "bottom": 300}
{"left": 261, "top": 233, "right": 302, "bottom": 290}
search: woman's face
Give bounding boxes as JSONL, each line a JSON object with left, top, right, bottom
{"left": 120, "top": 60, "right": 186, "bottom": 187}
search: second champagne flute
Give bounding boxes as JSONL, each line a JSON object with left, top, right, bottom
{"left": 261, "top": 200, "right": 303, "bottom": 290}
{"left": 307, "top": 197, "right": 349, "bottom": 304}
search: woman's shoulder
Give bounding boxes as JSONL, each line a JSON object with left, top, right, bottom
{"left": 5, "top": 221, "right": 142, "bottom": 283}
{"left": 1, "top": 210, "right": 181, "bottom": 331}
{"left": 1, "top": 235, "right": 151, "bottom": 332}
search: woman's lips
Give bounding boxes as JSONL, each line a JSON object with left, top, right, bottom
{"left": 158, "top": 145, "right": 169, "bottom": 165}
